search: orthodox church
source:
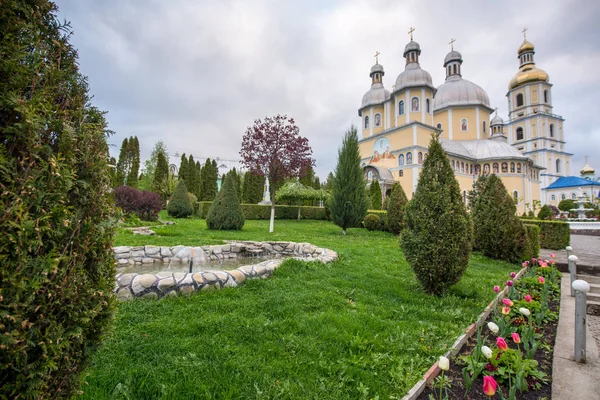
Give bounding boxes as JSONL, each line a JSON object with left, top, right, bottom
{"left": 358, "top": 29, "right": 575, "bottom": 213}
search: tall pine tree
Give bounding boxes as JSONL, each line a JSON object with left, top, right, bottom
{"left": 329, "top": 126, "right": 368, "bottom": 234}
{"left": 126, "top": 136, "right": 140, "bottom": 187}
{"left": 153, "top": 151, "right": 169, "bottom": 198}
{"left": 400, "top": 134, "right": 472, "bottom": 295}
{"left": 369, "top": 180, "right": 382, "bottom": 210}
{"left": 115, "top": 137, "right": 129, "bottom": 186}
{"left": 187, "top": 154, "right": 198, "bottom": 197}
{"left": 178, "top": 153, "right": 188, "bottom": 182}
{"left": 386, "top": 183, "right": 408, "bottom": 234}
{"left": 242, "top": 171, "right": 265, "bottom": 204}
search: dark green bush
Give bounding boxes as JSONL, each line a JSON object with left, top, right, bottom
{"left": 522, "top": 220, "right": 570, "bottom": 249}
{"left": 537, "top": 204, "right": 553, "bottom": 220}
{"left": 206, "top": 173, "right": 245, "bottom": 230}
{"left": 558, "top": 199, "right": 576, "bottom": 212}
{"left": 523, "top": 224, "right": 540, "bottom": 259}
{"left": 400, "top": 135, "right": 472, "bottom": 295}
{"left": 363, "top": 214, "right": 381, "bottom": 231}
{"left": 369, "top": 180, "right": 382, "bottom": 210}
{"left": 196, "top": 202, "right": 328, "bottom": 220}
{"left": 167, "top": 180, "right": 193, "bottom": 218}
{"left": 0, "top": 2, "right": 116, "bottom": 396}
{"left": 471, "top": 174, "right": 526, "bottom": 263}
{"left": 386, "top": 183, "right": 408, "bottom": 234}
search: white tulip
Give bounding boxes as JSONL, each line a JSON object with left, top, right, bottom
{"left": 519, "top": 307, "right": 531, "bottom": 317}
{"left": 481, "top": 346, "right": 493, "bottom": 359}
{"left": 487, "top": 322, "right": 499, "bottom": 335}
{"left": 439, "top": 356, "right": 449, "bottom": 371}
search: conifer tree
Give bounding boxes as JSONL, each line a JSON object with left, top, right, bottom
{"left": 153, "top": 151, "right": 169, "bottom": 198}
{"left": 471, "top": 174, "right": 526, "bottom": 263}
{"left": 115, "top": 137, "right": 129, "bottom": 186}
{"left": 400, "top": 134, "right": 472, "bottom": 295}
{"left": 386, "top": 183, "right": 408, "bottom": 234}
{"left": 126, "top": 136, "right": 140, "bottom": 187}
{"left": 369, "top": 180, "right": 382, "bottom": 210}
{"left": 195, "top": 160, "right": 202, "bottom": 199}
{"left": 187, "top": 154, "right": 198, "bottom": 197}
{"left": 167, "top": 179, "right": 193, "bottom": 218}
{"left": 313, "top": 176, "right": 321, "bottom": 190}
{"left": 139, "top": 140, "right": 168, "bottom": 191}
{"left": 206, "top": 173, "right": 245, "bottom": 230}
{"left": 299, "top": 164, "right": 315, "bottom": 187}
{"left": 242, "top": 171, "right": 265, "bottom": 204}
{"left": 329, "top": 126, "right": 369, "bottom": 234}
{"left": 323, "top": 172, "right": 335, "bottom": 190}
{"left": 179, "top": 153, "right": 188, "bottom": 182}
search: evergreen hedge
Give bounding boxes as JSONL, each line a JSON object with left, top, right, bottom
{"left": 386, "top": 183, "right": 408, "bottom": 234}
{"left": 0, "top": 2, "right": 116, "bottom": 396}
{"left": 206, "top": 173, "right": 245, "bottom": 230}
{"left": 167, "top": 180, "right": 193, "bottom": 218}
{"left": 521, "top": 220, "right": 570, "bottom": 249}
{"left": 369, "top": 180, "right": 382, "bottom": 210}
{"left": 523, "top": 224, "right": 541, "bottom": 260}
{"left": 197, "top": 202, "right": 327, "bottom": 220}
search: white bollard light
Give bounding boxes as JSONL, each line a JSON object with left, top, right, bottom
{"left": 566, "top": 246, "right": 573, "bottom": 257}
{"left": 568, "top": 255, "right": 578, "bottom": 297}
{"left": 572, "top": 279, "right": 590, "bottom": 363}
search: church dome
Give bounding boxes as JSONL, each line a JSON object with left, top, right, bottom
{"left": 362, "top": 82, "right": 391, "bottom": 108}
{"left": 395, "top": 63, "right": 434, "bottom": 92}
{"left": 509, "top": 66, "right": 549, "bottom": 90}
{"left": 444, "top": 50, "right": 462, "bottom": 65}
{"left": 518, "top": 40, "right": 535, "bottom": 55}
{"left": 433, "top": 75, "right": 491, "bottom": 111}
{"left": 581, "top": 163, "right": 595, "bottom": 175}
{"left": 403, "top": 40, "right": 421, "bottom": 57}
{"left": 491, "top": 113, "right": 504, "bottom": 126}
{"left": 370, "top": 63, "right": 384, "bottom": 74}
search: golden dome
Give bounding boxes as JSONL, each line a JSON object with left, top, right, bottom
{"left": 518, "top": 40, "right": 534, "bottom": 55}
{"left": 581, "top": 163, "right": 595, "bottom": 175}
{"left": 509, "top": 65, "right": 549, "bottom": 90}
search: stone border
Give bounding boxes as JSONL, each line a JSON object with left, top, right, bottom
{"left": 113, "top": 241, "right": 338, "bottom": 301}
{"left": 401, "top": 266, "right": 529, "bottom": 400}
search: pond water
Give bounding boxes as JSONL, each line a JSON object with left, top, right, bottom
{"left": 116, "top": 255, "right": 275, "bottom": 275}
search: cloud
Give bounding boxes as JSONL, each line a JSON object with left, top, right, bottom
{"left": 55, "top": 0, "right": 600, "bottom": 178}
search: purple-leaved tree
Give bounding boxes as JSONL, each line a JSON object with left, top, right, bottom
{"left": 240, "top": 114, "right": 313, "bottom": 232}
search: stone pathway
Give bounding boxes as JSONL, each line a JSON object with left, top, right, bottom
{"left": 539, "top": 234, "right": 600, "bottom": 268}
{"left": 589, "top": 314, "right": 600, "bottom": 350}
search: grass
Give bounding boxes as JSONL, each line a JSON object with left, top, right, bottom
{"left": 80, "top": 212, "right": 517, "bottom": 399}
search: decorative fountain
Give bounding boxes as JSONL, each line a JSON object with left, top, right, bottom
{"left": 569, "top": 187, "right": 595, "bottom": 221}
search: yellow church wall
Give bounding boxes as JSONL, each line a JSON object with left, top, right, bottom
{"left": 433, "top": 110, "right": 450, "bottom": 140}
{"left": 372, "top": 105, "right": 385, "bottom": 135}
{"left": 416, "top": 126, "right": 434, "bottom": 147}
{"left": 531, "top": 89, "right": 539, "bottom": 103}
{"left": 397, "top": 168, "right": 415, "bottom": 200}
{"left": 451, "top": 108, "right": 478, "bottom": 141}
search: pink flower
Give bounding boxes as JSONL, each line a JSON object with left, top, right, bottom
{"left": 522, "top": 261, "right": 529, "bottom": 267}
{"left": 506, "top": 280, "right": 514, "bottom": 287}
{"left": 550, "top": 253, "right": 556, "bottom": 258}
{"left": 538, "top": 276, "right": 546, "bottom": 284}
{"left": 502, "top": 298, "right": 514, "bottom": 307}
{"left": 510, "top": 272, "right": 516, "bottom": 278}
{"left": 532, "top": 258, "right": 538, "bottom": 264}
{"left": 502, "top": 306, "right": 511, "bottom": 315}
{"left": 525, "top": 294, "right": 532, "bottom": 303}
{"left": 493, "top": 286, "right": 500, "bottom": 293}
{"left": 497, "top": 337, "right": 508, "bottom": 351}
{"left": 511, "top": 332, "right": 521, "bottom": 344}
{"left": 483, "top": 376, "right": 498, "bottom": 396}
{"left": 550, "top": 260, "right": 555, "bottom": 265}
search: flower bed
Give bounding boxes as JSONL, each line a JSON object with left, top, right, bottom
{"left": 417, "top": 257, "right": 561, "bottom": 399}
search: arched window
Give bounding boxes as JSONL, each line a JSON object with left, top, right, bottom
{"left": 426, "top": 99, "right": 430, "bottom": 113}
{"left": 517, "top": 163, "right": 522, "bottom": 173}
{"left": 513, "top": 191, "right": 519, "bottom": 204}
{"left": 483, "top": 121, "right": 486, "bottom": 134}
{"left": 418, "top": 152, "right": 423, "bottom": 164}
{"left": 374, "top": 113, "right": 381, "bottom": 127}
{"left": 424, "top": 153, "right": 427, "bottom": 161}
{"left": 493, "top": 163, "right": 499, "bottom": 174}
{"left": 551, "top": 195, "right": 556, "bottom": 201}
{"left": 501, "top": 162, "right": 508, "bottom": 173}
{"left": 437, "top": 123, "right": 442, "bottom": 129}
{"left": 407, "top": 152, "right": 413, "bottom": 164}
{"left": 364, "top": 116, "right": 369, "bottom": 129}
{"left": 561, "top": 193, "right": 566, "bottom": 200}
{"left": 461, "top": 119, "right": 468, "bottom": 131}
{"left": 544, "top": 90, "right": 548, "bottom": 103}
{"left": 398, "top": 154, "right": 405, "bottom": 166}
{"left": 399, "top": 170, "right": 404, "bottom": 177}
{"left": 516, "top": 127, "right": 524, "bottom": 141}
{"left": 571, "top": 193, "right": 576, "bottom": 200}
{"left": 556, "top": 159, "right": 561, "bottom": 173}
{"left": 550, "top": 124, "right": 554, "bottom": 137}
{"left": 399, "top": 101, "right": 405, "bottom": 115}
{"left": 463, "top": 190, "right": 467, "bottom": 204}
{"left": 452, "top": 160, "right": 455, "bottom": 169}
{"left": 461, "top": 162, "right": 465, "bottom": 172}
{"left": 469, "top": 164, "right": 473, "bottom": 174}
{"left": 475, "top": 165, "right": 481, "bottom": 175}
{"left": 510, "top": 162, "right": 515, "bottom": 173}
{"left": 453, "top": 64, "right": 457, "bottom": 75}
{"left": 484, "top": 163, "right": 490, "bottom": 174}
{"left": 516, "top": 93, "right": 524, "bottom": 107}
{"left": 411, "top": 97, "right": 419, "bottom": 112}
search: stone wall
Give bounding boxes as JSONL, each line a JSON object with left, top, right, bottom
{"left": 113, "top": 241, "right": 337, "bottom": 301}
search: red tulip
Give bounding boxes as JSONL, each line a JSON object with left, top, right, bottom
{"left": 538, "top": 276, "right": 545, "bottom": 284}
{"left": 502, "top": 298, "right": 514, "bottom": 307}
{"left": 511, "top": 332, "right": 521, "bottom": 344}
{"left": 496, "top": 337, "right": 508, "bottom": 351}
{"left": 493, "top": 285, "right": 500, "bottom": 293}
{"left": 525, "top": 294, "right": 532, "bottom": 303}
{"left": 506, "top": 280, "right": 514, "bottom": 287}
{"left": 510, "top": 272, "right": 516, "bottom": 278}
{"left": 502, "top": 306, "right": 511, "bottom": 315}
{"left": 483, "top": 375, "right": 498, "bottom": 396}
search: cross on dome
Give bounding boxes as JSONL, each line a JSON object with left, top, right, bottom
{"left": 374, "top": 51, "right": 380, "bottom": 64}
{"left": 408, "top": 27, "right": 415, "bottom": 40}
{"left": 522, "top": 27, "right": 528, "bottom": 39}
{"left": 449, "top": 38, "right": 456, "bottom": 50}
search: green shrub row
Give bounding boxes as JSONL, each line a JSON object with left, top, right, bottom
{"left": 196, "top": 202, "right": 328, "bottom": 220}
{"left": 522, "top": 224, "right": 541, "bottom": 260}
{"left": 523, "top": 220, "right": 570, "bottom": 249}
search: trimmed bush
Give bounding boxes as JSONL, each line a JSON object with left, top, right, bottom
{"left": 558, "top": 199, "right": 576, "bottom": 212}
{"left": 206, "top": 173, "right": 245, "bottom": 230}
{"left": 537, "top": 204, "right": 553, "bottom": 220}
{"left": 196, "top": 202, "right": 328, "bottom": 220}
{"left": 369, "top": 180, "right": 382, "bottom": 210}
{"left": 400, "top": 135, "right": 472, "bottom": 295}
{"left": 524, "top": 224, "right": 540, "bottom": 259}
{"left": 0, "top": 2, "right": 116, "bottom": 396}
{"left": 522, "top": 220, "right": 570, "bottom": 249}
{"left": 386, "top": 183, "right": 408, "bottom": 234}
{"left": 471, "top": 174, "right": 526, "bottom": 263}
{"left": 167, "top": 180, "right": 193, "bottom": 218}
{"left": 114, "top": 185, "right": 163, "bottom": 221}
{"left": 363, "top": 214, "right": 381, "bottom": 231}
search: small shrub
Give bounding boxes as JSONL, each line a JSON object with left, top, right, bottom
{"left": 386, "top": 183, "right": 408, "bottom": 235}
{"left": 537, "top": 205, "right": 553, "bottom": 220}
{"left": 206, "top": 173, "right": 245, "bottom": 230}
{"left": 558, "top": 199, "right": 576, "bottom": 212}
{"left": 167, "top": 180, "right": 193, "bottom": 218}
{"left": 369, "top": 180, "right": 382, "bottom": 210}
{"left": 363, "top": 214, "right": 381, "bottom": 231}
{"left": 524, "top": 220, "right": 570, "bottom": 249}
{"left": 524, "top": 224, "right": 540, "bottom": 259}
{"left": 114, "top": 186, "right": 163, "bottom": 221}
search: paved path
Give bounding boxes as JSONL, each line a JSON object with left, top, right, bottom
{"left": 552, "top": 274, "right": 600, "bottom": 399}
{"left": 539, "top": 234, "right": 600, "bottom": 269}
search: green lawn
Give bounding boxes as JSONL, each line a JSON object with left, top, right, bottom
{"left": 80, "top": 213, "right": 516, "bottom": 399}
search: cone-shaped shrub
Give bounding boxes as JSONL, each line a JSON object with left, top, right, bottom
{"left": 329, "top": 126, "right": 369, "bottom": 234}
{"left": 471, "top": 174, "right": 526, "bottom": 263}
{"left": 386, "top": 183, "right": 408, "bottom": 234}
{"left": 369, "top": 180, "right": 382, "bottom": 210}
{"left": 206, "top": 173, "right": 245, "bottom": 230}
{"left": 400, "top": 135, "right": 472, "bottom": 295}
{"left": 537, "top": 204, "right": 553, "bottom": 220}
{"left": 167, "top": 180, "right": 193, "bottom": 218}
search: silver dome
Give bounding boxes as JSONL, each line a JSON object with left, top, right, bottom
{"left": 444, "top": 50, "right": 462, "bottom": 66}
{"left": 433, "top": 76, "right": 491, "bottom": 112}
{"left": 361, "top": 82, "right": 391, "bottom": 108}
{"left": 403, "top": 40, "right": 421, "bottom": 57}
{"left": 370, "top": 63, "right": 384, "bottom": 74}
{"left": 394, "top": 62, "right": 434, "bottom": 92}
{"left": 491, "top": 113, "right": 504, "bottom": 126}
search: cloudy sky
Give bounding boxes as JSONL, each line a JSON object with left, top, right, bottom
{"left": 54, "top": 0, "right": 600, "bottom": 179}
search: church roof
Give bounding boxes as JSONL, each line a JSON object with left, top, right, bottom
{"left": 434, "top": 76, "right": 492, "bottom": 112}
{"left": 394, "top": 62, "right": 435, "bottom": 92}
{"left": 361, "top": 82, "right": 391, "bottom": 108}
{"left": 546, "top": 176, "right": 599, "bottom": 190}
{"left": 441, "top": 138, "right": 530, "bottom": 161}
